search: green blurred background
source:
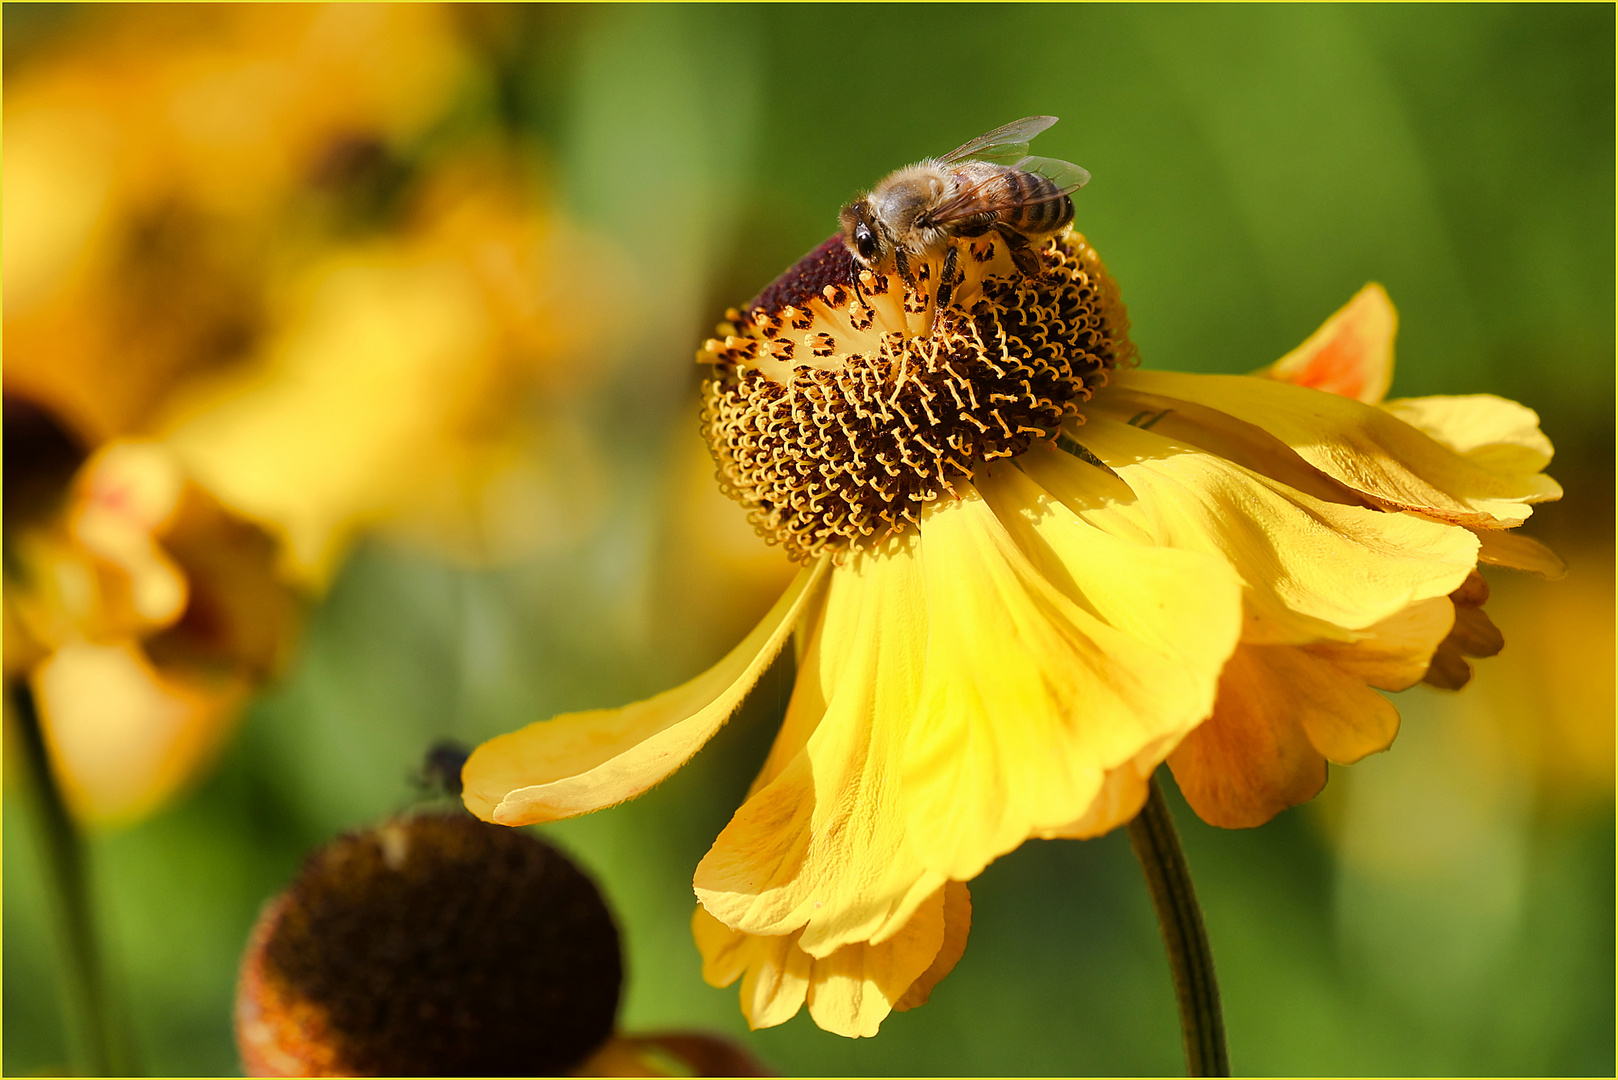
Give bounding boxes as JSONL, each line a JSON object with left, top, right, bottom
{"left": 5, "top": 4, "right": 1612, "bottom": 1075}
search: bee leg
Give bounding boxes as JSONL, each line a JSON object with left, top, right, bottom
{"left": 998, "top": 226, "right": 1041, "bottom": 278}
{"left": 894, "top": 247, "right": 919, "bottom": 296}
{"left": 937, "top": 245, "right": 960, "bottom": 309}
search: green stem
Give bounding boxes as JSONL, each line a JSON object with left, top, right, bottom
{"left": 9, "top": 683, "right": 138, "bottom": 1076}
{"left": 1127, "top": 772, "right": 1229, "bottom": 1077}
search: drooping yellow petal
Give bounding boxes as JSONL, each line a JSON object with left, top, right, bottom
{"left": 461, "top": 558, "right": 829, "bottom": 825}
{"left": 1167, "top": 645, "right": 1328, "bottom": 829}
{"left": 1036, "top": 757, "right": 1154, "bottom": 841}
{"left": 901, "top": 473, "right": 1242, "bottom": 881}
{"left": 1473, "top": 527, "right": 1566, "bottom": 578}
{"left": 1168, "top": 642, "right": 1399, "bottom": 828}
{"left": 693, "top": 881, "right": 965, "bottom": 1038}
{"left": 1254, "top": 282, "right": 1396, "bottom": 405}
{"left": 692, "top": 905, "right": 814, "bottom": 1031}
{"left": 1023, "top": 419, "right": 1479, "bottom": 644}
{"left": 805, "top": 886, "right": 946, "bottom": 1039}
{"left": 893, "top": 881, "right": 972, "bottom": 1012}
{"left": 1108, "top": 370, "right": 1561, "bottom": 527}
{"left": 1303, "top": 596, "right": 1455, "bottom": 693}
{"left": 694, "top": 542, "right": 944, "bottom": 957}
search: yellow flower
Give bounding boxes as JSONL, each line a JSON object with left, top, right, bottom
{"left": 4, "top": 424, "right": 297, "bottom": 826}
{"left": 464, "top": 232, "right": 1559, "bottom": 1036}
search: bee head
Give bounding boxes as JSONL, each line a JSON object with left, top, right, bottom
{"left": 838, "top": 198, "right": 886, "bottom": 268}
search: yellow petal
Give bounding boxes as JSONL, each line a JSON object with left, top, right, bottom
{"left": 70, "top": 441, "right": 189, "bottom": 629}
{"left": 1254, "top": 282, "right": 1395, "bottom": 404}
{"left": 1169, "top": 642, "right": 1399, "bottom": 828}
{"left": 901, "top": 473, "right": 1241, "bottom": 880}
{"left": 1167, "top": 644, "right": 1328, "bottom": 829}
{"left": 1381, "top": 394, "right": 1554, "bottom": 474}
{"left": 693, "top": 542, "right": 944, "bottom": 956}
{"left": 1302, "top": 596, "right": 1455, "bottom": 692}
{"left": 693, "top": 882, "right": 959, "bottom": 1038}
{"left": 1037, "top": 757, "right": 1154, "bottom": 841}
{"left": 1473, "top": 527, "right": 1566, "bottom": 578}
{"left": 1025, "top": 419, "right": 1479, "bottom": 643}
{"left": 32, "top": 640, "right": 246, "bottom": 827}
{"left": 1085, "top": 384, "right": 1363, "bottom": 507}
{"left": 162, "top": 253, "right": 496, "bottom": 586}
{"left": 1110, "top": 370, "right": 1561, "bottom": 527}
{"left": 893, "top": 881, "right": 972, "bottom": 1012}
{"left": 692, "top": 905, "right": 813, "bottom": 1031}
{"left": 461, "top": 558, "right": 829, "bottom": 825}
{"left": 805, "top": 887, "right": 946, "bottom": 1038}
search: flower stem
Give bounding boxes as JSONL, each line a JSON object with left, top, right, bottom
{"left": 1127, "top": 772, "right": 1229, "bottom": 1077}
{"left": 9, "top": 683, "right": 138, "bottom": 1076}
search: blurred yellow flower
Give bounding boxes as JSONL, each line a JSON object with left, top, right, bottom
{"left": 4, "top": 5, "right": 626, "bottom": 824}
{"left": 4, "top": 3, "right": 478, "bottom": 444}
{"left": 463, "top": 233, "right": 1558, "bottom": 1036}
{"left": 157, "top": 151, "right": 623, "bottom": 582}
{"left": 4, "top": 421, "right": 295, "bottom": 826}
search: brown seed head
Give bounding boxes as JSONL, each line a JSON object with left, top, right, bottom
{"left": 235, "top": 813, "right": 621, "bottom": 1076}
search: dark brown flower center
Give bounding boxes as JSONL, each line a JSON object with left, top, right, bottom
{"left": 700, "top": 231, "right": 1135, "bottom": 561}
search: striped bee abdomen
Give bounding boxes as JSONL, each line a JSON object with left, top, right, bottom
{"left": 998, "top": 168, "right": 1075, "bottom": 235}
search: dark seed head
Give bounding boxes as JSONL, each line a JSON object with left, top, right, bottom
{"left": 237, "top": 813, "right": 622, "bottom": 1076}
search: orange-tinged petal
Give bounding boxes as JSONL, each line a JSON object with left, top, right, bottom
{"left": 1025, "top": 419, "right": 1478, "bottom": 643}
{"left": 461, "top": 559, "right": 829, "bottom": 825}
{"left": 1111, "top": 370, "right": 1561, "bottom": 527}
{"left": 901, "top": 474, "right": 1241, "bottom": 880}
{"left": 1168, "top": 642, "right": 1400, "bottom": 828}
{"left": 694, "top": 543, "right": 943, "bottom": 956}
{"left": 1167, "top": 644, "right": 1327, "bottom": 829}
{"left": 1255, "top": 282, "right": 1396, "bottom": 404}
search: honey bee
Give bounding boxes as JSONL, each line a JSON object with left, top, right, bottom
{"left": 838, "top": 116, "right": 1090, "bottom": 307}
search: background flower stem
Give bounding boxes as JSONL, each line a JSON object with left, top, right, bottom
{"left": 1128, "top": 772, "right": 1229, "bottom": 1077}
{"left": 9, "top": 684, "right": 139, "bottom": 1077}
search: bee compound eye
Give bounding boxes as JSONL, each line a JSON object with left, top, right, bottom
{"left": 854, "top": 224, "right": 880, "bottom": 262}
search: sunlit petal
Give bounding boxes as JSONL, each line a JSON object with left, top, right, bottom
{"left": 1024, "top": 418, "right": 1478, "bottom": 643}
{"left": 1110, "top": 370, "right": 1561, "bottom": 526}
{"left": 461, "top": 559, "right": 829, "bottom": 824}
{"left": 901, "top": 474, "right": 1242, "bottom": 880}
{"left": 694, "top": 541, "right": 944, "bottom": 956}
{"left": 693, "top": 881, "right": 961, "bottom": 1038}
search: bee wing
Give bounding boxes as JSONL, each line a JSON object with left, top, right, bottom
{"left": 922, "top": 156, "right": 1091, "bottom": 227}
{"left": 937, "top": 115, "right": 1060, "bottom": 165}
{"left": 1012, "top": 154, "right": 1092, "bottom": 194}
